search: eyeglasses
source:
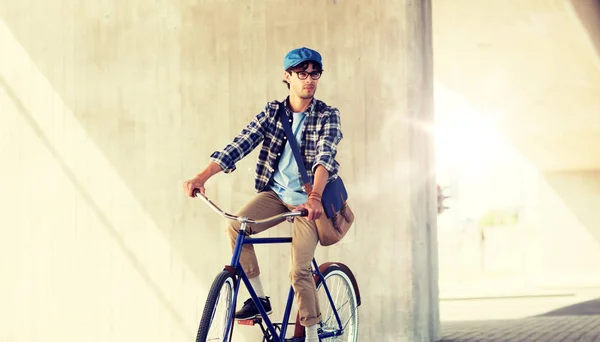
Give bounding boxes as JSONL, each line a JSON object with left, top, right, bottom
{"left": 293, "top": 70, "right": 323, "bottom": 80}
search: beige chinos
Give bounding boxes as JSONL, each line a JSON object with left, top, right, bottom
{"left": 226, "top": 190, "right": 321, "bottom": 327}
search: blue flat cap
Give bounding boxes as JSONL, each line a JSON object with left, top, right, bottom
{"left": 283, "top": 47, "right": 322, "bottom": 70}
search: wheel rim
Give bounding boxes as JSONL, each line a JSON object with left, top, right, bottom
{"left": 317, "top": 269, "right": 359, "bottom": 341}
{"left": 206, "top": 277, "right": 234, "bottom": 341}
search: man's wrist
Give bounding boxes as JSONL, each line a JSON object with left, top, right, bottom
{"left": 198, "top": 162, "right": 222, "bottom": 179}
{"left": 308, "top": 192, "right": 322, "bottom": 201}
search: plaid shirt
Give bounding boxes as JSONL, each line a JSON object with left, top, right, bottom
{"left": 210, "top": 97, "right": 343, "bottom": 193}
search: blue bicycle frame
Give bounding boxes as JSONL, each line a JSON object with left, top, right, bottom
{"left": 221, "top": 223, "right": 345, "bottom": 342}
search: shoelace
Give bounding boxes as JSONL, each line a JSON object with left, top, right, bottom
{"left": 242, "top": 297, "right": 270, "bottom": 306}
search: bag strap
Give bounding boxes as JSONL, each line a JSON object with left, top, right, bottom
{"left": 277, "top": 103, "right": 314, "bottom": 194}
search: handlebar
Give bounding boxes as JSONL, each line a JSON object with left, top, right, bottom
{"left": 193, "top": 189, "right": 308, "bottom": 224}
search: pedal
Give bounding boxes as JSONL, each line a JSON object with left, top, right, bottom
{"left": 237, "top": 317, "right": 262, "bottom": 326}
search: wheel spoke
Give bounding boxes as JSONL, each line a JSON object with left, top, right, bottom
{"left": 316, "top": 267, "right": 359, "bottom": 342}
{"left": 342, "top": 306, "right": 359, "bottom": 330}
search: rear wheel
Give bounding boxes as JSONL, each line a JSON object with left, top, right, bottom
{"left": 316, "top": 264, "right": 360, "bottom": 341}
{"left": 196, "top": 271, "right": 235, "bottom": 342}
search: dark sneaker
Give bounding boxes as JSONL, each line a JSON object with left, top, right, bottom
{"left": 235, "top": 297, "right": 272, "bottom": 320}
{"left": 284, "top": 335, "right": 322, "bottom": 342}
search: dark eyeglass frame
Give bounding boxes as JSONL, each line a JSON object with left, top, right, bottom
{"left": 292, "top": 70, "right": 323, "bottom": 80}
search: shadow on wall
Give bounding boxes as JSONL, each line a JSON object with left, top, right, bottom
{"left": 569, "top": 0, "right": 600, "bottom": 61}
{"left": 0, "top": 74, "right": 193, "bottom": 332}
{"left": 538, "top": 297, "right": 600, "bottom": 316}
{"left": 0, "top": 5, "right": 246, "bottom": 339}
{"left": 0, "top": 2, "right": 249, "bottom": 281}
{"left": 542, "top": 170, "right": 600, "bottom": 247}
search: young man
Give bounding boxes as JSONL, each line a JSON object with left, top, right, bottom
{"left": 183, "top": 47, "right": 343, "bottom": 342}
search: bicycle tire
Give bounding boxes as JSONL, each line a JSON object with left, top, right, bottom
{"left": 196, "top": 271, "right": 236, "bottom": 342}
{"left": 315, "top": 264, "right": 360, "bottom": 341}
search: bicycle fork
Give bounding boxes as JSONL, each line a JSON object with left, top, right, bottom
{"left": 221, "top": 220, "right": 247, "bottom": 342}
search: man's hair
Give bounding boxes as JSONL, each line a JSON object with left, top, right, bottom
{"left": 282, "top": 61, "right": 323, "bottom": 89}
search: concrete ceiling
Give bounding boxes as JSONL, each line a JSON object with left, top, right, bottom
{"left": 433, "top": 0, "right": 600, "bottom": 171}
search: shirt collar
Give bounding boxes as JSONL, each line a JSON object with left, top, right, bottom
{"left": 284, "top": 96, "right": 317, "bottom": 117}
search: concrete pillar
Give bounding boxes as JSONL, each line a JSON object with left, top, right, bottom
{"left": 0, "top": 0, "right": 438, "bottom": 341}
{"left": 367, "top": 0, "right": 439, "bottom": 340}
{"left": 405, "top": 1, "right": 440, "bottom": 341}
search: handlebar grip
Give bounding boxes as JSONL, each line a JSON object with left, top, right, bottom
{"left": 299, "top": 209, "right": 309, "bottom": 216}
{"left": 192, "top": 188, "right": 201, "bottom": 197}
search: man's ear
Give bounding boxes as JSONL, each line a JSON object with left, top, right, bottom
{"left": 284, "top": 71, "right": 291, "bottom": 83}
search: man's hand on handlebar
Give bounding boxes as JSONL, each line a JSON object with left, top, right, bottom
{"left": 295, "top": 198, "right": 323, "bottom": 221}
{"left": 183, "top": 174, "right": 207, "bottom": 197}
{"left": 183, "top": 162, "right": 223, "bottom": 197}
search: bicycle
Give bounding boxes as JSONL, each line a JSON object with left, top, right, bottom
{"left": 193, "top": 191, "right": 361, "bottom": 342}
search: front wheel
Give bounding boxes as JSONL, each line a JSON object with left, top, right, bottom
{"left": 196, "top": 271, "right": 236, "bottom": 342}
{"left": 316, "top": 264, "right": 360, "bottom": 341}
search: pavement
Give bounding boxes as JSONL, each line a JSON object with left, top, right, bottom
{"left": 439, "top": 291, "right": 600, "bottom": 341}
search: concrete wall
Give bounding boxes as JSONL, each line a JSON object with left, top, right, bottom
{"left": 529, "top": 170, "right": 600, "bottom": 286}
{"left": 435, "top": 165, "right": 600, "bottom": 296}
{"left": 433, "top": 0, "right": 600, "bottom": 171}
{"left": 0, "top": 1, "right": 438, "bottom": 341}
{"left": 432, "top": 0, "right": 600, "bottom": 301}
